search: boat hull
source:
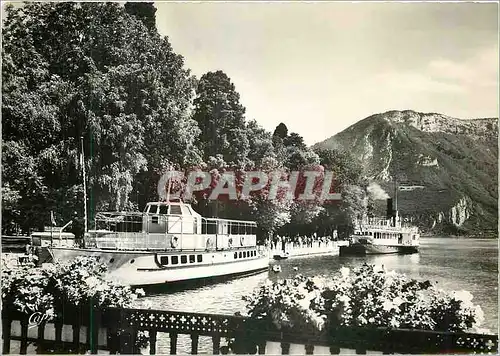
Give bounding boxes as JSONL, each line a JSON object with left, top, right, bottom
{"left": 49, "top": 247, "right": 269, "bottom": 287}
{"left": 340, "top": 243, "right": 418, "bottom": 256}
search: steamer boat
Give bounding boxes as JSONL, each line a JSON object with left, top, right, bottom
{"left": 49, "top": 199, "right": 269, "bottom": 287}
{"left": 339, "top": 197, "right": 419, "bottom": 256}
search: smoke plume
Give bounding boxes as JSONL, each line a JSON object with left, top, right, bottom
{"left": 367, "top": 182, "right": 390, "bottom": 200}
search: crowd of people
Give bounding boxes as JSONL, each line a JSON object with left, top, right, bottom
{"left": 266, "top": 231, "right": 340, "bottom": 251}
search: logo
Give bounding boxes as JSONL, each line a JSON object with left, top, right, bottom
{"left": 157, "top": 170, "right": 342, "bottom": 202}
{"left": 28, "top": 312, "right": 51, "bottom": 329}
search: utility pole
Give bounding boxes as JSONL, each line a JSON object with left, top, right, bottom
{"left": 81, "top": 137, "right": 88, "bottom": 234}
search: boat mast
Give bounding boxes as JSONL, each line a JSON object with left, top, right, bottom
{"left": 166, "top": 164, "right": 173, "bottom": 202}
{"left": 81, "top": 137, "right": 88, "bottom": 234}
{"left": 394, "top": 179, "right": 398, "bottom": 226}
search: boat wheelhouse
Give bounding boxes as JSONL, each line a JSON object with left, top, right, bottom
{"left": 49, "top": 200, "right": 269, "bottom": 287}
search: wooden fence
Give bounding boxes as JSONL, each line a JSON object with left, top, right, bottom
{"left": 2, "top": 306, "right": 498, "bottom": 354}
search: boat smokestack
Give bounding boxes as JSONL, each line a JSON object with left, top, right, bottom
{"left": 386, "top": 198, "right": 393, "bottom": 219}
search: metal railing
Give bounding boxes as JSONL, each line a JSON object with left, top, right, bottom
{"left": 2, "top": 306, "right": 497, "bottom": 354}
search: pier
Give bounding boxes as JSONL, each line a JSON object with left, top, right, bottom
{"left": 2, "top": 305, "right": 497, "bottom": 354}
{"left": 268, "top": 241, "right": 349, "bottom": 259}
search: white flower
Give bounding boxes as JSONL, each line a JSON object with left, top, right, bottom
{"left": 393, "top": 296, "right": 404, "bottom": 307}
{"left": 452, "top": 290, "right": 473, "bottom": 304}
{"left": 311, "top": 276, "right": 326, "bottom": 289}
{"left": 298, "top": 298, "right": 311, "bottom": 310}
{"left": 84, "top": 276, "right": 100, "bottom": 290}
{"left": 135, "top": 288, "right": 146, "bottom": 297}
{"left": 382, "top": 300, "right": 394, "bottom": 312}
{"left": 338, "top": 295, "right": 351, "bottom": 304}
{"left": 340, "top": 267, "right": 350, "bottom": 278}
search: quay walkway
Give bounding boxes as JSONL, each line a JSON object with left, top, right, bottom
{"left": 2, "top": 306, "right": 497, "bottom": 354}
{"left": 268, "top": 241, "right": 349, "bottom": 259}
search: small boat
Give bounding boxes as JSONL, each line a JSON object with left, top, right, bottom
{"left": 272, "top": 265, "right": 282, "bottom": 273}
{"left": 273, "top": 251, "right": 290, "bottom": 260}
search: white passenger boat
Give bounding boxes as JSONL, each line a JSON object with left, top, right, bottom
{"left": 49, "top": 199, "right": 269, "bottom": 287}
{"left": 340, "top": 198, "right": 419, "bottom": 256}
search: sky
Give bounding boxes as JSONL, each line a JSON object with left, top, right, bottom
{"left": 155, "top": 1, "right": 499, "bottom": 145}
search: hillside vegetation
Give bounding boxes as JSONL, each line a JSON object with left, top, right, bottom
{"left": 314, "top": 110, "right": 498, "bottom": 236}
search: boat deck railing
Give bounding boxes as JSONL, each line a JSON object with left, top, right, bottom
{"left": 356, "top": 224, "right": 418, "bottom": 232}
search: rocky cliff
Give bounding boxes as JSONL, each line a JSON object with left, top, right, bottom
{"left": 314, "top": 110, "right": 498, "bottom": 236}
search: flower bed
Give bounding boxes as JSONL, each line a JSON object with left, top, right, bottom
{"left": 1, "top": 256, "right": 148, "bottom": 352}
{"left": 242, "top": 264, "right": 486, "bottom": 335}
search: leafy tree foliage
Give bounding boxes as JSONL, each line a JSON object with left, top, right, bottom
{"left": 273, "top": 123, "right": 288, "bottom": 140}
{"left": 193, "top": 71, "right": 250, "bottom": 166}
{"left": 124, "top": 2, "right": 157, "bottom": 31}
{"left": 2, "top": 2, "right": 199, "bottom": 235}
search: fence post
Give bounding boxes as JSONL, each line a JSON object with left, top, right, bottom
{"left": 2, "top": 316, "right": 12, "bottom": 354}
{"left": 280, "top": 342, "right": 290, "bottom": 355}
{"left": 212, "top": 335, "right": 221, "bottom": 355}
{"left": 36, "top": 323, "right": 45, "bottom": 354}
{"left": 169, "top": 332, "right": 178, "bottom": 355}
{"left": 90, "top": 305, "right": 101, "bottom": 354}
{"left": 149, "top": 330, "right": 157, "bottom": 355}
{"left": 190, "top": 333, "right": 199, "bottom": 354}
{"left": 72, "top": 322, "right": 80, "bottom": 352}
{"left": 305, "top": 344, "right": 315, "bottom": 354}
{"left": 20, "top": 317, "right": 28, "bottom": 354}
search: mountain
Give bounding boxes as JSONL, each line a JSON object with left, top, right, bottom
{"left": 314, "top": 110, "right": 498, "bottom": 236}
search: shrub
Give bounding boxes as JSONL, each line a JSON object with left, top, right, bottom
{"left": 243, "top": 264, "right": 485, "bottom": 334}
{"left": 1, "top": 256, "right": 148, "bottom": 350}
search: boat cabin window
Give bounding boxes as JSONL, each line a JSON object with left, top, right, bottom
{"left": 189, "top": 255, "right": 195, "bottom": 263}
{"left": 149, "top": 205, "right": 159, "bottom": 214}
{"left": 171, "top": 256, "right": 179, "bottom": 265}
{"left": 234, "top": 252, "right": 238, "bottom": 259}
{"left": 152, "top": 216, "right": 159, "bottom": 224}
{"left": 202, "top": 220, "right": 217, "bottom": 234}
{"left": 160, "top": 256, "right": 168, "bottom": 265}
{"left": 239, "top": 252, "right": 242, "bottom": 258}
{"left": 197, "top": 255, "right": 203, "bottom": 262}
{"left": 243, "top": 252, "right": 247, "bottom": 258}
{"left": 159, "top": 205, "right": 168, "bottom": 214}
{"left": 181, "top": 255, "right": 187, "bottom": 264}
{"left": 170, "top": 205, "right": 182, "bottom": 215}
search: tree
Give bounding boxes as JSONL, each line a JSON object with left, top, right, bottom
{"left": 193, "top": 71, "right": 250, "bottom": 166}
{"left": 2, "top": 2, "right": 199, "bottom": 234}
{"left": 283, "top": 132, "right": 307, "bottom": 150}
{"left": 124, "top": 2, "right": 157, "bottom": 31}
{"left": 246, "top": 120, "right": 275, "bottom": 167}
{"left": 273, "top": 123, "right": 288, "bottom": 140}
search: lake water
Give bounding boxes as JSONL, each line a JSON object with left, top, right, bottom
{"left": 138, "top": 238, "right": 498, "bottom": 353}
